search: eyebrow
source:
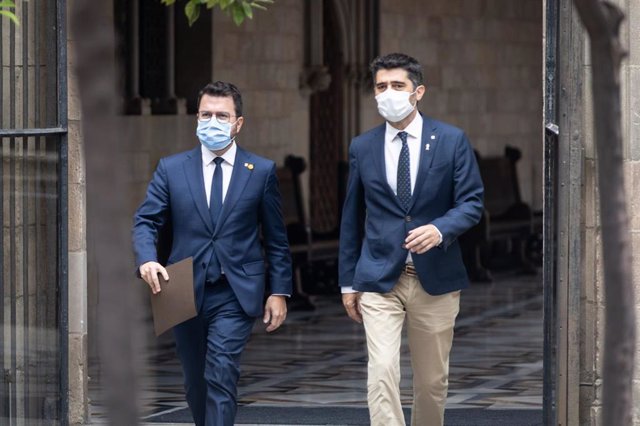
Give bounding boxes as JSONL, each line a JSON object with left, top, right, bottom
{"left": 376, "top": 80, "right": 407, "bottom": 86}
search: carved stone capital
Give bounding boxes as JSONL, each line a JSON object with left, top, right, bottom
{"left": 299, "top": 65, "right": 333, "bottom": 96}
{"left": 346, "top": 64, "right": 372, "bottom": 91}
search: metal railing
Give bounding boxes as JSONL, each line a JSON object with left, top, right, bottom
{"left": 0, "top": 0, "right": 68, "bottom": 424}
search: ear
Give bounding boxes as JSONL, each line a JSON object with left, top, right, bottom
{"left": 414, "top": 85, "right": 426, "bottom": 102}
{"left": 234, "top": 116, "right": 245, "bottom": 134}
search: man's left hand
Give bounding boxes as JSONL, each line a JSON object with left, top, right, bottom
{"left": 404, "top": 224, "right": 441, "bottom": 254}
{"left": 263, "top": 295, "right": 287, "bottom": 332}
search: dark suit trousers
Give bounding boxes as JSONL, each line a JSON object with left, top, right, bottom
{"left": 173, "top": 278, "right": 255, "bottom": 426}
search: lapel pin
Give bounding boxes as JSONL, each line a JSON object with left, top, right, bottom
{"left": 426, "top": 144, "right": 430, "bottom": 151}
{"left": 244, "top": 162, "right": 254, "bottom": 170}
{"left": 430, "top": 135, "right": 436, "bottom": 140}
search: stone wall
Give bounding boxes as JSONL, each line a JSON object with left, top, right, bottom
{"left": 367, "top": 0, "right": 544, "bottom": 210}
{"left": 127, "top": 0, "right": 544, "bottom": 220}
{"left": 578, "top": 0, "right": 640, "bottom": 423}
{"left": 211, "top": 0, "right": 308, "bottom": 166}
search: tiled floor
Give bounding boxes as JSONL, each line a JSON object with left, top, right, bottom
{"left": 90, "top": 270, "right": 543, "bottom": 421}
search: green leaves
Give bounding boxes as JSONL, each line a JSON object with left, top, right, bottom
{"left": 185, "top": 1, "right": 200, "bottom": 26}
{"left": 0, "top": 0, "right": 19, "bottom": 26}
{"left": 1, "top": 0, "right": 270, "bottom": 28}
{"left": 164, "top": 0, "right": 273, "bottom": 27}
{"left": 230, "top": 2, "right": 245, "bottom": 25}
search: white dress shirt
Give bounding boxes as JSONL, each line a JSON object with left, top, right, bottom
{"left": 384, "top": 113, "right": 423, "bottom": 197}
{"left": 341, "top": 113, "right": 441, "bottom": 294}
{"left": 202, "top": 143, "right": 235, "bottom": 277}
{"left": 202, "top": 142, "right": 236, "bottom": 206}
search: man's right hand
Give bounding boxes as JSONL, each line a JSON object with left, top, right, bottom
{"left": 342, "top": 292, "right": 362, "bottom": 323}
{"left": 139, "top": 261, "right": 169, "bottom": 294}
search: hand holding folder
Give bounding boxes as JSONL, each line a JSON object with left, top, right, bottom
{"left": 149, "top": 257, "right": 197, "bottom": 336}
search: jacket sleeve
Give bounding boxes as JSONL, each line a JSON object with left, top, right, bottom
{"left": 132, "top": 159, "right": 171, "bottom": 270}
{"left": 259, "top": 163, "right": 293, "bottom": 296}
{"left": 430, "top": 132, "right": 484, "bottom": 249}
{"left": 338, "top": 140, "right": 365, "bottom": 286}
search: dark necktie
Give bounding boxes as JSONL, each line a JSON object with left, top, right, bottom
{"left": 397, "top": 131, "right": 411, "bottom": 210}
{"left": 210, "top": 157, "right": 224, "bottom": 228}
{"left": 206, "top": 157, "right": 224, "bottom": 283}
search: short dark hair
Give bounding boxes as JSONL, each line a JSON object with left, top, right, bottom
{"left": 197, "top": 81, "right": 243, "bottom": 117}
{"left": 369, "top": 53, "right": 424, "bottom": 89}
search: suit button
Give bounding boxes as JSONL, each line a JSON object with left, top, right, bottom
{"left": 405, "top": 216, "right": 412, "bottom": 222}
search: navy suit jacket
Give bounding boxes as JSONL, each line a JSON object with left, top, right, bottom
{"left": 132, "top": 145, "right": 292, "bottom": 317}
{"left": 338, "top": 115, "right": 484, "bottom": 295}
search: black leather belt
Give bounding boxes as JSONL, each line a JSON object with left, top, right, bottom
{"left": 402, "top": 263, "right": 417, "bottom": 277}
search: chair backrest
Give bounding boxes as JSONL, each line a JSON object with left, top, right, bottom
{"left": 276, "top": 155, "right": 308, "bottom": 245}
{"left": 276, "top": 167, "right": 300, "bottom": 226}
{"left": 477, "top": 146, "right": 523, "bottom": 217}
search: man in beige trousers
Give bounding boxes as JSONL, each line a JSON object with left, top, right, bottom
{"left": 338, "top": 53, "right": 484, "bottom": 426}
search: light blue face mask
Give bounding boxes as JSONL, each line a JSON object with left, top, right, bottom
{"left": 196, "top": 119, "right": 236, "bottom": 151}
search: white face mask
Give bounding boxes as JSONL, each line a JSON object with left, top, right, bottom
{"left": 375, "top": 88, "right": 417, "bottom": 123}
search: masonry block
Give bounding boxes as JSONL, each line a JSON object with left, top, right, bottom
{"left": 68, "top": 250, "right": 87, "bottom": 335}
{"left": 219, "top": 34, "right": 240, "bottom": 64}
{"left": 248, "top": 90, "right": 285, "bottom": 118}
{"left": 67, "top": 120, "right": 85, "bottom": 185}
{"left": 579, "top": 383, "right": 596, "bottom": 423}
{"left": 68, "top": 333, "right": 88, "bottom": 425}
{"left": 630, "top": 2, "right": 640, "bottom": 66}
{"left": 590, "top": 406, "right": 602, "bottom": 426}
{"left": 68, "top": 70, "right": 82, "bottom": 121}
{"left": 632, "top": 232, "right": 640, "bottom": 307}
{"left": 584, "top": 160, "right": 597, "bottom": 229}
{"left": 129, "top": 151, "right": 150, "bottom": 184}
{"left": 629, "top": 66, "right": 640, "bottom": 160}
{"left": 68, "top": 182, "right": 86, "bottom": 252}
{"left": 584, "top": 230, "right": 598, "bottom": 306}
{"left": 381, "top": 13, "right": 407, "bottom": 40}
{"left": 624, "top": 162, "right": 640, "bottom": 231}
{"left": 634, "top": 379, "right": 640, "bottom": 425}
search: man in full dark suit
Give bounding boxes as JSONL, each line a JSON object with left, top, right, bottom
{"left": 339, "top": 53, "right": 484, "bottom": 426}
{"left": 132, "top": 81, "right": 292, "bottom": 426}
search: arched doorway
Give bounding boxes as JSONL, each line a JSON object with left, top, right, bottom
{"left": 309, "top": 0, "right": 344, "bottom": 236}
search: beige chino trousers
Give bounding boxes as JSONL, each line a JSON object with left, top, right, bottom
{"left": 359, "top": 273, "right": 460, "bottom": 426}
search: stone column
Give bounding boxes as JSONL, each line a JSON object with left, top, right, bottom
{"left": 67, "top": 0, "right": 88, "bottom": 423}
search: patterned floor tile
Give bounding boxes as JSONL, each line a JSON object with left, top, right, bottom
{"left": 90, "top": 270, "right": 543, "bottom": 420}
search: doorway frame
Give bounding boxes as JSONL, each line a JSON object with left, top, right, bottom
{"left": 544, "top": 0, "right": 586, "bottom": 424}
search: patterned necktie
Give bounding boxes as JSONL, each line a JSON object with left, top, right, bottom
{"left": 397, "top": 131, "right": 411, "bottom": 210}
{"left": 210, "top": 157, "right": 224, "bottom": 228}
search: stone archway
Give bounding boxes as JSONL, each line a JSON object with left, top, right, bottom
{"left": 303, "top": 0, "right": 379, "bottom": 236}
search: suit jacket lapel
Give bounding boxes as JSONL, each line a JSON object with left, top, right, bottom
{"left": 183, "top": 147, "right": 213, "bottom": 233}
{"left": 370, "top": 125, "right": 399, "bottom": 203}
{"left": 408, "top": 115, "right": 438, "bottom": 211}
{"left": 214, "top": 147, "right": 252, "bottom": 234}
